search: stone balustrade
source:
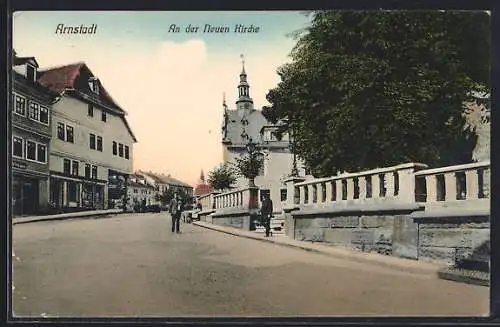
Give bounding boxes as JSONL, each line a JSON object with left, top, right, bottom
{"left": 414, "top": 161, "right": 490, "bottom": 203}
{"left": 287, "top": 163, "right": 428, "bottom": 208}
{"left": 214, "top": 188, "right": 248, "bottom": 210}
{"left": 199, "top": 191, "right": 220, "bottom": 212}
{"left": 209, "top": 186, "right": 260, "bottom": 230}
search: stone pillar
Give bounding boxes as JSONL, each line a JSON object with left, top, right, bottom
{"left": 325, "top": 182, "right": 333, "bottom": 203}
{"left": 346, "top": 178, "right": 354, "bottom": 200}
{"left": 335, "top": 180, "right": 343, "bottom": 202}
{"left": 444, "top": 172, "right": 457, "bottom": 201}
{"left": 317, "top": 183, "right": 324, "bottom": 203}
{"left": 398, "top": 164, "right": 428, "bottom": 203}
{"left": 247, "top": 186, "right": 259, "bottom": 230}
{"left": 284, "top": 177, "right": 304, "bottom": 209}
{"left": 425, "top": 175, "right": 437, "bottom": 202}
{"left": 465, "top": 170, "right": 479, "bottom": 200}
{"left": 359, "top": 177, "right": 367, "bottom": 199}
{"left": 307, "top": 184, "right": 314, "bottom": 205}
{"left": 372, "top": 175, "right": 380, "bottom": 198}
{"left": 385, "top": 172, "right": 395, "bottom": 198}
{"left": 299, "top": 186, "right": 306, "bottom": 205}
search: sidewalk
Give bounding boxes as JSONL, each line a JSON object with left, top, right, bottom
{"left": 12, "top": 209, "right": 123, "bottom": 225}
{"left": 193, "top": 221, "right": 446, "bottom": 277}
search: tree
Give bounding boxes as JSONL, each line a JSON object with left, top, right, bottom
{"left": 234, "top": 153, "right": 264, "bottom": 187}
{"left": 263, "top": 10, "right": 490, "bottom": 176}
{"left": 207, "top": 164, "right": 237, "bottom": 192}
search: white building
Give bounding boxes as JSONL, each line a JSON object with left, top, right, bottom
{"left": 221, "top": 58, "right": 307, "bottom": 214}
{"left": 38, "top": 62, "right": 137, "bottom": 210}
{"left": 127, "top": 174, "right": 157, "bottom": 207}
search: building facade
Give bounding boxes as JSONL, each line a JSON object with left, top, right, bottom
{"left": 11, "top": 54, "right": 58, "bottom": 216}
{"left": 221, "top": 59, "right": 307, "bottom": 214}
{"left": 137, "top": 171, "right": 193, "bottom": 199}
{"left": 37, "top": 62, "right": 137, "bottom": 210}
{"left": 127, "top": 174, "right": 157, "bottom": 207}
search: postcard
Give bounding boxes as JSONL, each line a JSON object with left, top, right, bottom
{"left": 10, "top": 10, "right": 491, "bottom": 318}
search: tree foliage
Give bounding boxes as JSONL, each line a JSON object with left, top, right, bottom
{"left": 159, "top": 187, "right": 189, "bottom": 205}
{"left": 234, "top": 154, "right": 264, "bottom": 181}
{"left": 207, "top": 164, "right": 237, "bottom": 192}
{"left": 263, "top": 10, "right": 490, "bottom": 176}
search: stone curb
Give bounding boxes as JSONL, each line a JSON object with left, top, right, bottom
{"left": 12, "top": 211, "right": 128, "bottom": 225}
{"left": 192, "top": 221, "right": 445, "bottom": 277}
{"left": 437, "top": 269, "right": 490, "bottom": 287}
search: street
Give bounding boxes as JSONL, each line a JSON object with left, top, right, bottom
{"left": 12, "top": 213, "right": 489, "bottom": 317}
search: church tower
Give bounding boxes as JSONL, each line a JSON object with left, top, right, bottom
{"left": 236, "top": 54, "right": 254, "bottom": 111}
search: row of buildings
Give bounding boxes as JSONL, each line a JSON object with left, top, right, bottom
{"left": 11, "top": 51, "right": 192, "bottom": 216}
{"left": 127, "top": 171, "right": 193, "bottom": 208}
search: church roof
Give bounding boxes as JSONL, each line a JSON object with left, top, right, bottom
{"left": 222, "top": 109, "right": 269, "bottom": 146}
{"left": 194, "top": 183, "right": 214, "bottom": 196}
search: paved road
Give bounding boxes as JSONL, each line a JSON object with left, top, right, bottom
{"left": 12, "top": 213, "right": 489, "bottom": 317}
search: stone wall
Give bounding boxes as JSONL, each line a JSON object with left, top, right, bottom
{"left": 294, "top": 213, "right": 418, "bottom": 259}
{"left": 415, "top": 215, "right": 490, "bottom": 268}
{"left": 212, "top": 215, "right": 246, "bottom": 229}
{"left": 291, "top": 210, "right": 490, "bottom": 266}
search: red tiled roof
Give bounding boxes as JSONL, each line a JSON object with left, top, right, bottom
{"left": 194, "top": 183, "right": 214, "bottom": 196}
{"left": 37, "top": 62, "right": 138, "bottom": 143}
{"left": 37, "top": 62, "right": 83, "bottom": 93}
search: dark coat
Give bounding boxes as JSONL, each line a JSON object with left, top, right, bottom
{"left": 261, "top": 198, "right": 273, "bottom": 216}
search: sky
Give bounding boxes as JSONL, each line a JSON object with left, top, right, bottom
{"left": 12, "top": 11, "right": 311, "bottom": 187}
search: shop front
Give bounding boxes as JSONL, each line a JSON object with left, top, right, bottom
{"left": 12, "top": 175, "right": 41, "bottom": 216}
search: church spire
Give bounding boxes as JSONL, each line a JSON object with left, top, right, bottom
{"left": 200, "top": 169, "right": 205, "bottom": 183}
{"left": 236, "top": 54, "right": 253, "bottom": 111}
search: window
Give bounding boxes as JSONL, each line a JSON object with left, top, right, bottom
{"left": 63, "top": 159, "right": 71, "bottom": 174}
{"left": 92, "top": 165, "right": 97, "bottom": 179}
{"left": 119, "top": 143, "right": 124, "bottom": 157}
{"left": 280, "top": 189, "right": 287, "bottom": 202}
{"left": 12, "top": 136, "right": 23, "bottom": 158}
{"left": 68, "top": 182, "right": 77, "bottom": 202}
{"left": 72, "top": 160, "right": 79, "bottom": 176}
{"left": 66, "top": 125, "right": 74, "bottom": 143}
{"left": 101, "top": 111, "right": 107, "bottom": 122}
{"left": 85, "top": 164, "right": 91, "bottom": 178}
{"left": 29, "top": 101, "right": 39, "bottom": 121}
{"left": 40, "top": 106, "right": 49, "bottom": 124}
{"left": 26, "top": 65, "right": 36, "bottom": 82}
{"left": 89, "top": 79, "right": 99, "bottom": 94}
{"left": 88, "top": 104, "right": 94, "bottom": 117}
{"left": 26, "top": 140, "right": 37, "bottom": 161}
{"left": 112, "top": 141, "right": 117, "bottom": 155}
{"left": 36, "top": 144, "right": 47, "bottom": 163}
{"left": 14, "top": 94, "right": 26, "bottom": 116}
{"left": 97, "top": 136, "right": 103, "bottom": 152}
{"left": 90, "top": 134, "right": 96, "bottom": 149}
{"left": 57, "top": 123, "right": 65, "bottom": 140}
{"left": 125, "top": 145, "right": 129, "bottom": 159}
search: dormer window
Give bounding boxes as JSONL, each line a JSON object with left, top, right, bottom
{"left": 88, "top": 77, "right": 100, "bottom": 95}
{"left": 26, "top": 64, "right": 36, "bottom": 82}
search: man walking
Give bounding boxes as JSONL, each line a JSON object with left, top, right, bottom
{"left": 261, "top": 193, "right": 274, "bottom": 237}
{"left": 169, "top": 193, "right": 183, "bottom": 234}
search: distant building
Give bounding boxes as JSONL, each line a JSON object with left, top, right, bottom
{"left": 37, "top": 62, "right": 137, "bottom": 210}
{"left": 11, "top": 52, "right": 59, "bottom": 216}
{"left": 137, "top": 171, "right": 193, "bottom": 199}
{"left": 194, "top": 170, "right": 214, "bottom": 197}
{"left": 221, "top": 57, "right": 308, "bottom": 214}
{"left": 127, "top": 174, "right": 157, "bottom": 207}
